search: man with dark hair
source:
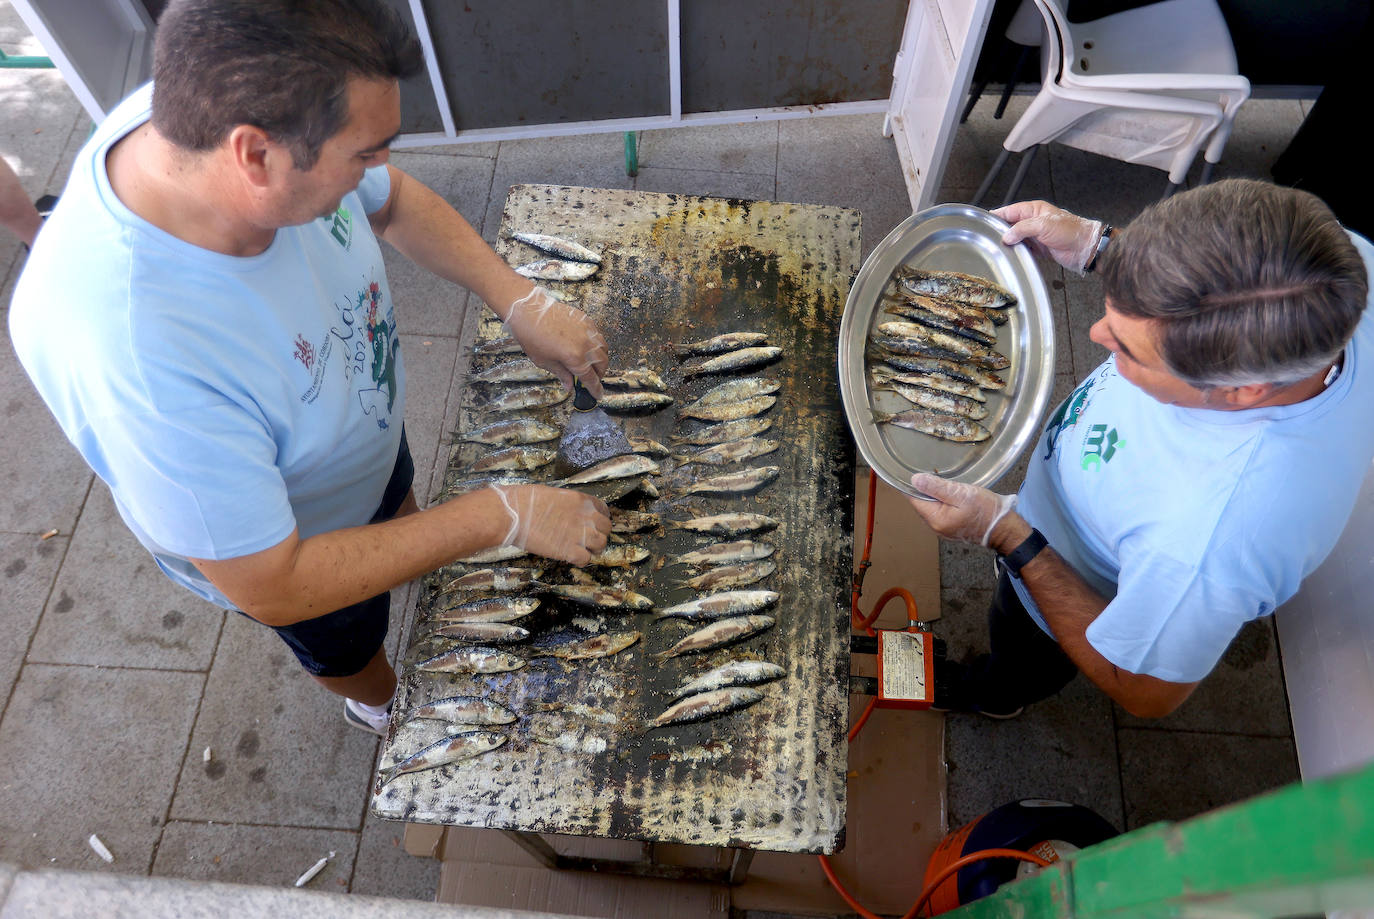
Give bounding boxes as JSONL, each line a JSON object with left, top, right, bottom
{"left": 907, "top": 180, "right": 1374, "bottom": 719}
{"left": 9, "top": 0, "right": 612, "bottom": 735}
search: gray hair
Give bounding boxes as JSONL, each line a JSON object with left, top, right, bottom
{"left": 1101, "top": 179, "right": 1367, "bottom": 389}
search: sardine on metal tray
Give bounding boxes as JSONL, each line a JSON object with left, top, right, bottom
{"left": 898, "top": 268, "right": 1017, "bottom": 310}
{"left": 460, "top": 417, "right": 560, "bottom": 446}
{"left": 672, "top": 437, "right": 778, "bottom": 467}
{"left": 655, "top": 614, "right": 776, "bottom": 659}
{"left": 669, "top": 416, "right": 773, "bottom": 446}
{"left": 674, "top": 332, "right": 769, "bottom": 356}
{"left": 602, "top": 368, "right": 667, "bottom": 391}
{"left": 508, "top": 231, "right": 602, "bottom": 264}
{"left": 414, "top": 646, "right": 527, "bottom": 674}
{"left": 674, "top": 539, "right": 775, "bottom": 568}
{"left": 884, "top": 383, "right": 989, "bottom": 421}
{"left": 513, "top": 258, "right": 599, "bottom": 282}
{"left": 882, "top": 301, "right": 998, "bottom": 347}
{"left": 678, "top": 465, "right": 780, "bottom": 496}
{"left": 679, "top": 559, "right": 776, "bottom": 590}
{"left": 648, "top": 687, "right": 764, "bottom": 728}
{"left": 533, "top": 630, "right": 641, "bottom": 660}
{"left": 472, "top": 358, "right": 559, "bottom": 384}
{"left": 654, "top": 590, "right": 779, "bottom": 620}
{"left": 683, "top": 346, "right": 784, "bottom": 378}
{"left": 597, "top": 391, "right": 675, "bottom": 413}
{"left": 435, "top": 475, "right": 533, "bottom": 502}
{"left": 405, "top": 695, "right": 518, "bottom": 726}
{"left": 876, "top": 322, "right": 1009, "bottom": 371}
{"left": 669, "top": 512, "right": 778, "bottom": 538}
{"left": 381, "top": 731, "right": 506, "bottom": 784}
{"left": 469, "top": 446, "right": 556, "bottom": 474}
{"left": 871, "top": 409, "right": 991, "bottom": 443}
{"left": 671, "top": 660, "right": 786, "bottom": 699}
{"left": 481, "top": 383, "right": 569, "bottom": 413}
{"left": 678, "top": 395, "right": 775, "bottom": 423}
{"left": 871, "top": 348, "right": 1007, "bottom": 391}
{"left": 543, "top": 584, "right": 656, "bottom": 610}
{"left": 869, "top": 365, "right": 987, "bottom": 402}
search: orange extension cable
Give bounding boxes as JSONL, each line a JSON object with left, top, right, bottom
{"left": 818, "top": 470, "right": 1051, "bottom": 918}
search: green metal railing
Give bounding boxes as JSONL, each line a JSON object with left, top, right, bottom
{"left": 0, "top": 49, "right": 54, "bottom": 69}
{"left": 949, "top": 760, "right": 1374, "bottom": 918}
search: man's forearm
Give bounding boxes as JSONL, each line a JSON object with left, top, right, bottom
{"left": 988, "top": 515, "right": 1196, "bottom": 717}
{"left": 371, "top": 165, "right": 532, "bottom": 319}
{"left": 192, "top": 489, "right": 510, "bottom": 627}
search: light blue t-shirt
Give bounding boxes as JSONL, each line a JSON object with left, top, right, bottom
{"left": 9, "top": 84, "right": 405, "bottom": 609}
{"left": 1014, "top": 234, "right": 1374, "bottom": 682}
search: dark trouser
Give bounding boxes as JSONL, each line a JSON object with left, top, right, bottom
{"left": 263, "top": 428, "right": 414, "bottom": 678}
{"left": 961, "top": 570, "right": 1080, "bottom": 713}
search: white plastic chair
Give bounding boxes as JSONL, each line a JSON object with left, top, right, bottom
{"left": 973, "top": 0, "right": 1251, "bottom": 205}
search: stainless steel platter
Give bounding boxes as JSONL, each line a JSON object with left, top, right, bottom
{"left": 838, "top": 203, "right": 1054, "bottom": 498}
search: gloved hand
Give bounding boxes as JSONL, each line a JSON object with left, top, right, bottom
{"left": 992, "top": 201, "right": 1104, "bottom": 274}
{"left": 503, "top": 286, "right": 609, "bottom": 397}
{"left": 489, "top": 483, "right": 611, "bottom": 565}
{"left": 908, "top": 473, "right": 1018, "bottom": 547}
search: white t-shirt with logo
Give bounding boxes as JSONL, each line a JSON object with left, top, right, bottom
{"left": 1015, "top": 234, "right": 1374, "bottom": 682}
{"left": 9, "top": 84, "right": 404, "bottom": 609}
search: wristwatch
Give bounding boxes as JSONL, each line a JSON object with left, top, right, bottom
{"left": 1084, "top": 224, "right": 1113, "bottom": 273}
{"left": 999, "top": 528, "right": 1048, "bottom": 578}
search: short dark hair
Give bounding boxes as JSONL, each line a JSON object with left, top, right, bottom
{"left": 1102, "top": 179, "right": 1368, "bottom": 388}
{"left": 151, "top": 0, "right": 424, "bottom": 169}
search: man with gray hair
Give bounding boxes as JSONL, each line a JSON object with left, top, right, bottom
{"left": 10, "top": 0, "right": 612, "bottom": 736}
{"left": 909, "top": 179, "right": 1373, "bottom": 719}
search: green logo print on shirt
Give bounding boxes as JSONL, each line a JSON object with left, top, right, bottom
{"left": 327, "top": 204, "right": 353, "bottom": 249}
{"left": 1080, "top": 424, "right": 1125, "bottom": 470}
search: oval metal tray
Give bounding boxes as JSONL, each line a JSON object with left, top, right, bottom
{"left": 838, "top": 204, "right": 1055, "bottom": 498}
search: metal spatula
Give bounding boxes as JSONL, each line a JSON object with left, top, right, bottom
{"left": 554, "top": 378, "right": 633, "bottom": 473}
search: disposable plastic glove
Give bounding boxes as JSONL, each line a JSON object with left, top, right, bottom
{"left": 993, "top": 201, "right": 1104, "bottom": 275}
{"left": 489, "top": 483, "right": 611, "bottom": 566}
{"left": 503, "top": 286, "right": 609, "bottom": 397}
{"left": 908, "top": 473, "right": 1018, "bottom": 547}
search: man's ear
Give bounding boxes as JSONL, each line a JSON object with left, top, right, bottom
{"left": 1217, "top": 382, "right": 1276, "bottom": 409}
{"left": 226, "top": 125, "right": 277, "bottom": 188}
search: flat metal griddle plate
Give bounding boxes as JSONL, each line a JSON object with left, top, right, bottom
{"left": 838, "top": 204, "right": 1054, "bottom": 497}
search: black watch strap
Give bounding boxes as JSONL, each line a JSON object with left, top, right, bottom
{"left": 1000, "top": 528, "right": 1048, "bottom": 578}
{"left": 1084, "top": 224, "right": 1113, "bottom": 272}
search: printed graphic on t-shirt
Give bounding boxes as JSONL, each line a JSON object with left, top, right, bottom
{"left": 1041, "top": 362, "right": 1117, "bottom": 461}
{"left": 297, "top": 275, "right": 399, "bottom": 427}
{"left": 1079, "top": 424, "right": 1125, "bottom": 469}
{"left": 326, "top": 204, "right": 353, "bottom": 249}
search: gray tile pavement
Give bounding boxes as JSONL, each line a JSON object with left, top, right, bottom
{"left": 0, "top": 1, "right": 1309, "bottom": 907}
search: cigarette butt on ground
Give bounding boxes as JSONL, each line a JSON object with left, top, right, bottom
{"left": 40, "top": 529, "right": 59, "bottom": 540}
{"left": 203, "top": 747, "right": 212, "bottom": 763}
{"left": 88, "top": 834, "right": 114, "bottom": 863}
{"left": 294, "top": 850, "right": 336, "bottom": 887}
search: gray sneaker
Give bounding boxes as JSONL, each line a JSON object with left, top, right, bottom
{"left": 343, "top": 699, "right": 389, "bottom": 736}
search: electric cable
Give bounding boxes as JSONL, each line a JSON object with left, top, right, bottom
{"left": 819, "top": 471, "right": 1053, "bottom": 917}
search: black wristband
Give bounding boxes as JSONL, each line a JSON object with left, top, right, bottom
{"left": 1000, "top": 527, "right": 1048, "bottom": 578}
{"left": 1084, "top": 224, "right": 1112, "bottom": 273}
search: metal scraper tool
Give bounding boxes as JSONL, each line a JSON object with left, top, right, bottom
{"left": 555, "top": 378, "right": 632, "bottom": 472}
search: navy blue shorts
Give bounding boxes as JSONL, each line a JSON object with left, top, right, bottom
{"left": 267, "top": 429, "right": 415, "bottom": 678}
